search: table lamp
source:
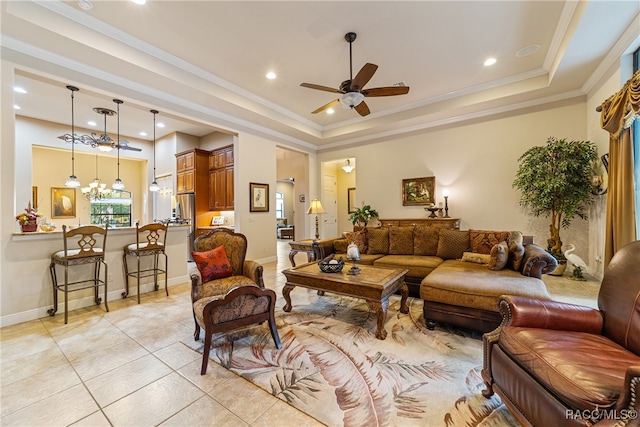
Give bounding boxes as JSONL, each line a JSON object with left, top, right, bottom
{"left": 306, "top": 199, "right": 325, "bottom": 240}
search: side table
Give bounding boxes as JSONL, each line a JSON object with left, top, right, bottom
{"left": 288, "top": 239, "right": 317, "bottom": 267}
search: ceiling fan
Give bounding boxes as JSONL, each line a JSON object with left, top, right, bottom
{"left": 58, "top": 100, "right": 142, "bottom": 152}
{"left": 300, "top": 32, "right": 410, "bottom": 117}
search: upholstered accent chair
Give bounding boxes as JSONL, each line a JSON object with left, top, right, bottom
{"left": 190, "top": 228, "right": 281, "bottom": 374}
{"left": 482, "top": 240, "right": 640, "bottom": 426}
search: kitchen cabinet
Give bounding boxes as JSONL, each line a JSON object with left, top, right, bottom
{"left": 209, "top": 145, "right": 234, "bottom": 210}
{"left": 175, "top": 148, "right": 210, "bottom": 228}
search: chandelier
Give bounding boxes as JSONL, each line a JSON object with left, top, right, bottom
{"left": 81, "top": 155, "right": 111, "bottom": 201}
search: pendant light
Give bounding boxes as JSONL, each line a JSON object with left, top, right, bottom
{"left": 149, "top": 109, "right": 160, "bottom": 192}
{"left": 64, "top": 85, "right": 81, "bottom": 188}
{"left": 112, "top": 99, "right": 125, "bottom": 190}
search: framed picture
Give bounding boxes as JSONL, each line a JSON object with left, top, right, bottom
{"left": 402, "top": 177, "right": 435, "bottom": 206}
{"left": 347, "top": 187, "right": 357, "bottom": 213}
{"left": 250, "top": 182, "right": 269, "bottom": 212}
{"left": 32, "top": 186, "right": 38, "bottom": 209}
{"left": 51, "top": 187, "right": 76, "bottom": 218}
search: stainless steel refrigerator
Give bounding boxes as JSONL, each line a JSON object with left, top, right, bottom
{"left": 175, "top": 193, "right": 196, "bottom": 261}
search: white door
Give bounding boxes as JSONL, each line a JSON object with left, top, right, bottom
{"left": 155, "top": 175, "right": 173, "bottom": 220}
{"left": 322, "top": 174, "right": 337, "bottom": 238}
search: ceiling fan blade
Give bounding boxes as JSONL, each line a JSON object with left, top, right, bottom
{"left": 354, "top": 101, "right": 370, "bottom": 117}
{"left": 300, "top": 83, "right": 343, "bottom": 93}
{"left": 312, "top": 99, "right": 340, "bottom": 114}
{"left": 117, "top": 140, "right": 142, "bottom": 151}
{"left": 350, "top": 63, "right": 378, "bottom": 91}
{"left": 363, "top": 86, "right": 410, "bottom": 97}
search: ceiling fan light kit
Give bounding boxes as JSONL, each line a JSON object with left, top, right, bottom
{"left": 300, "top": 32, "right": 409, "bottom": 117}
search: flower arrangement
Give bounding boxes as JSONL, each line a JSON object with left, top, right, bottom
{"left": 15, "top": 202, "right": 42, "bottom": 225}
{"left": 349, "top": 203, "right": 379, "bottom": 226}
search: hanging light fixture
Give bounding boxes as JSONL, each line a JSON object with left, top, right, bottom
{"left": 58, "top": 106, "right": 116, "bottom": 152}
{"left": 112, "top": 99, "right": 125, "bottom": 190}
{"left": 64, "top": 85, "right": 81, "bottom": 188}
{"left": 81, "top": 154, "right": 110, "bottom": 201}
{"left": 342, "top": 159, "right": 354, "bottom": 174}
{"left": 149, "top": 109, "right": 160, "bottom": 192}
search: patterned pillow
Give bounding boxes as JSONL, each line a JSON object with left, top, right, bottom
{"left": 413, "top": 226, "right": 440, "bottom": 256}
{"left": 508, "top": 240, "right": 526, "bottom": 271}
{"left": 346, "top": 229, "right": 368, "bottom": 254}
{"left": 488, "top": 241, "right": 509, "bottom": 271}
{"left": 469, "top": 230, "right": 511, "bottom": 255}
{"left": 509, "top": 231, "right": 524, "bottom": 245}
{"left": 461, "top": 252, "right": 491, "bottom": 265}
{"left": 192, "top": 245, "right": 234, "bottom": 283}
{"left": 389, "top": 226, "right": 414, "bottom": 255}
{"left": 333, "top": 239, "right": 348, "bottom": 253}
{"left": 366, "top": 227, "right": 389, "bottom": 254}
{"left": 436, "top": 230, "right": 470, "bottom": 260}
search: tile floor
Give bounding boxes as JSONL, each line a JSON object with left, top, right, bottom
{"left": 1, "top": 241, "right": 600, "bottom": 426}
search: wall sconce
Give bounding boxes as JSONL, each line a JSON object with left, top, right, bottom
{"left": 342, "top": 159, "right": 354, "bottom": 174}
{"left": 306, "top": 199, "right": 325, "bottom": 240}
{"left": 590, "top": 157, "right": 607, "bottom": 195}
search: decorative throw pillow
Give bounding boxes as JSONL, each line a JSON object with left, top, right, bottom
{"left": 346, "top": 228, "right": 368, "bottom": 254}
{"left": 366, "top": 227, "right": 389, "bottom": 254}
{"left": 389, "top": 226, "right": 414, "bottom": 255}
{"left": 461, "top": 251, "right": 491, "bottom": 265}
{"left": 508, "top": 240, "right": 526, "bottom": 271}
{"left": 470, "top": 230, "right": 511, "bottom": 255}
{"left": 192, "top": 245, "right": 234, "bottom": 283}
{"left": 413, "top": 226, "right": 440, "bottom": 256}
{"left": 488, "top": 241, "right": 509, "bottom": 271}
{"left": 509, "top": 231, "right": 524, "bottom": 246}
{"left": 436, "top": 230, "right": 470, "bottom": 260}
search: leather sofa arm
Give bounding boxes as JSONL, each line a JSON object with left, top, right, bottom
{"left": 611, "top": 365, "right": 640, "bottom": 427}
{"left": 312, "top": 238, "right": 342, "bottom": 260}
{"left": 521, "top": 243, "right": 558, "bottom": 278}
{"left": 243, "top": 260, "right": 264, "bottom": 288}
{"left": 499, "top": 295, "right": 604, "bottom": 333}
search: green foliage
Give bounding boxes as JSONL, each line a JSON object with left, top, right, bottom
{"left": 512, "top": 137, "right": 597, "bottom": 254}
{"left": 349, "top": 203, "right": 379, "bottom": 226}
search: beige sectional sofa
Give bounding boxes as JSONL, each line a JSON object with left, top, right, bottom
{"left": 312, "top": 226, "right": 558, "bottom": 332}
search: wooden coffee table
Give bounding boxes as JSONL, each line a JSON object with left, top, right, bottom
{"left": 282, "top": 263, "right": 409, "bottom": 339}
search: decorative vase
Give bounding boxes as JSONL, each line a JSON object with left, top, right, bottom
{"left": 21, "top": 219, "right": 37, "bottom": 232}
{"left": 549, "top": 258, "right": 567, "bottom": 276}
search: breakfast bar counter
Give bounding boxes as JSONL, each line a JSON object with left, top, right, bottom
{"left": 2, "top": 225, "right": 190, "bottom": 326}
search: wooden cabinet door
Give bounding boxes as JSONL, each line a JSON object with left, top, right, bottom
{"left": 224, "top": 147, "right": 234, "bottom": 166}
{"left": 177, "top": 171, "right": 195, "bottom": 193}
{"left": 225, "top": 167, "right": 234, "bottom": 209}
{"left": 208, "top": 169, "right": 226, "bottom": 209}
{"left": 177, "top": 152, "right": 195, "bottom": 172}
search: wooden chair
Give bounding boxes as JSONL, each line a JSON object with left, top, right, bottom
{"left": 190, "top": 228, "right": 281, "bottom": 374}
{"left": 48, "top": 225, "right": 109, "bottom": 324}
{"left": 123, "top": 222, "right": 168, "bottom": 304}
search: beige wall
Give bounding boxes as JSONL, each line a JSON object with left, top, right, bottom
{"left": 321, "top": 100, "right": 590, "bottom": 262}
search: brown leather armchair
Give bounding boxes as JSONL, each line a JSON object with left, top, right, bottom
{"left": 482, "top": 240, "right": 640, "bottom": 426}
{"left": 190, "top": 229, "right": 281, "bottom": 375}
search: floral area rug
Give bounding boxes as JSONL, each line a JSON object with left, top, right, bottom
{"left": 183, "top": 294, "right": 520, "bottom": 427}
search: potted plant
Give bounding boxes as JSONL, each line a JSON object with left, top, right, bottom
{"left": 349, "top": 203, "right": 379, "bottom": 226}
{"left": 15, "top": 202, "right": 42, "bottom": 232}
{"left": 513, "top": 137, "right": 598, "bottom": 275}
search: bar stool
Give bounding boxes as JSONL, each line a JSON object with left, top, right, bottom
{"left": 122, "top": 222, "right": 168, "bottom": 303}
{"left": 48, "top": 225, "right": 109, "bottom": 324}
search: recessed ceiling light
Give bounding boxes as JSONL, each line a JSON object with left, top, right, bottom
{"left": 87, "top": 120, "right": 97, "bottom": 127}
{"left": 131, "top": 0, "right": 146, "bottom": 4}
{"left": 326, "top": 108, "right": 334, "bottom": 115}
{"left": 266, "top": 72, "right": 277, "bottom": 80}
{"left": 14, "top": 104, "right": 21, "bottom": 110}
{"left": 516, "top": 44, "right": 540, "bottom": 57}
{"left": 484, "top": 57, "right": 497, "bottom": 66}
{"left": 140, "top": 131, "right": 148, "bottom": 137}
{"left": 157, "top": 122, "right": 165, "bottom": 128}
{"left": 13, "top": 86, "right": 27, "bottom": 94}
{"left": 77, "top": 0, "right": 93, "bottom": 11}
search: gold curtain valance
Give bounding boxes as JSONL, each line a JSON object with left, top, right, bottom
{"left": 600, "top": 70, "right": 640, "bottom": 136}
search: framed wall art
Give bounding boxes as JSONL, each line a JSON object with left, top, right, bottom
{"left": 347, "top": 187, "right": 356, "bottom": 213}
{"left": 51, "top": 187, "right": 76, "bottom": 218}
{"left": 250, "top": 182, "right": 269, "bottom": 212}
{"left": 402, "top": 177, "right": 435, "bottom": 206}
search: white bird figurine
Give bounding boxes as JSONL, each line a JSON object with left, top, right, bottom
{"left": 563, "top": 244, "right": 589, "bottom": 280}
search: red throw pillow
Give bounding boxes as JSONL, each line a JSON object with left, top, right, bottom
{"left": 192, "top": 245, "right": 234, "bottom": 282}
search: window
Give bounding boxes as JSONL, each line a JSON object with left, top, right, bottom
{"left": 90, "top": 190, "right": 132, "bottom": 227}
{"left": 276, "top": 192, "right": 284, "bottom": 219}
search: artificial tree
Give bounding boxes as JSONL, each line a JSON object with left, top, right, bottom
{"left": 513, "top": 137, "right": 598, "bottom": 257}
